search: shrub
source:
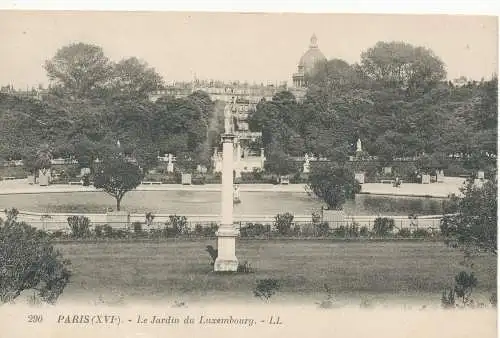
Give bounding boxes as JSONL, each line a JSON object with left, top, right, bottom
{"left": 412, "top": 228, "right": 430, "bottom": 238}
{"left": 300, "top": 223, "right": 318, "bottom": 237}
{"left": 454, "top": 271, "right": 477, "bottom": 307}
{"left": 372, "top": 217, "right": 395, "bottom": 236}
{"left": 291, "top": 223, "right": 301, "bottom": 236}
{"left": 102, "top": 224, "right": 114, "bottom": 238}
{"left": 346, "top": 223, "right": 360, "bottom": 237}
{"left": 315, "top": 222, "right": 330, "bottom": 237}
{"left": 312, "top": 211, "right": 322, "bottom": 224}
{"left": 441, "top": 287, "right": 456, "bottom": 309}
{"left": 0, "top": 208, "right": 71, "bottom": 304}
{"left": 274, "top": 213, "right": 294, "bottom": 235}
{"left": 203, "top": 223, "right": 219, "bottom": 237}
{"left": 490, "top": 292, "right": 497, "bottom": 308}
{"left": 67, "top": 216, "right": 91, "bottom": 238}
{"left": 441, "top": 271, "right": 479, "bottom": 309}
{"left": 194, "top": 224, "right": 204, "bottom": 236}
{"left": 331, "top": 225, "right": 346, "bottom": 237}
{"left": 397, "top": 228, "right": 412, "bottom": 238}
{"left": 51, "top": 230, "right": 64, "bottom": 239}
{"left": 254, "top": 279, "right": 280, "bottom": 301}
{"left": 166, "top": 215, "right": 189, "bottom": 236}
{"left": 132, "top": 222, "right": 143, "bottom": 234}
{"left": 94, "top": 225, "right": 103, "bottom": 238}
{"left": 240, "top": 223, "right": 270, "bottom": 237}
{"left": 145, "top": 212, "right": 155, "bottom": 226}
{"left": 359, "top": 226, "right": 369, "bottom": 237}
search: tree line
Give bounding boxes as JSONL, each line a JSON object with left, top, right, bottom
{"left": 249, "top": 41, "right": 497, "bottom": 173}
{"left": 0, "top": 42, "right": 226, "bottom": 172}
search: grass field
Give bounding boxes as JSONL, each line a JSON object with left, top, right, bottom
{"left": 55, "top": 240, "right": 497, "bottom": 307}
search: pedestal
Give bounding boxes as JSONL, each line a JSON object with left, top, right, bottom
{"left": 39, "top": 173, "right": 49, "bottom": 186}
{"left": 214, "top": 133, "right": 239, "bottom": 272}
{"left": 214, "top": 227, "right": 239, "bottom": 271}
{"left": 355, "top": 172, "right": 365, "bottom": 184}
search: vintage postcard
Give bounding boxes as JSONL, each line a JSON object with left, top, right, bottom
{"left": 0, "top": 8, "right": 497, "bottom": 338}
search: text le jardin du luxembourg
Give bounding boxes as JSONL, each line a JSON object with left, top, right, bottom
{"left": 53, "top": 313, "right": 283, "bottom": 327}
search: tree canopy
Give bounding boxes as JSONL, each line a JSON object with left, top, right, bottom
{"left": 246, "top": 40, "right": 496, "bottom": 174}
{"left": 306, "top": 163, "right": 361, "bottom": 210}
{"left": 0, "top": 209, "right": 71, "bottom": 304}
{"left": 440, "top": 178, "right": 497, "bottom": 255}
{"left": 93, "top": 155, "right": 144, "bottom": 211}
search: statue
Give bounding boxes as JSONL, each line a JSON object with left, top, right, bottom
{"left": 356, "top": 138, "right": 362, "bottom": 153}
{"left": 303, "top": 153, "right": 311, "bottom": 174}
{"left": 224, "top": 104, "right": 233, "bottom": 134}
{"left": 304, "top": 153, "right": 310, "bottom": 165}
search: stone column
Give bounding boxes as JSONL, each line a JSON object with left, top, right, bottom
{"left": 214, "top": 133, "right": 239, "bottom": 272}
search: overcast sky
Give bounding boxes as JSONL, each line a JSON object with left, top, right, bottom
{"left": 0, "top": 11, "right": 497, "bottom": 88}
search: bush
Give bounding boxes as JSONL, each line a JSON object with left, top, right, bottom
{"left": 300, "top": 223, "right": 318, "bottom": 237}
{"left": 412, "top": 228, "right": 430, "bottom": 238}
{"left": 372, "top": 217, "right": 395, "bottom": 236}
{"left": 194, "top": 223, "right": 204, "bottom": 236}
{"left": 312, "top": 211, "right": 322, "bottom": 224}
{"left": 441, "top": 271, "right": 479, "bottom": 309}
{"left": 94, "top": 225, "right": 103, "bottom": 238}
{"left": 454, "top": 271, "right": 477, "bottom": 307}
{"left": 0, "top": 208, "right": 71, "bottom": 304}
{"left": 441, "top": 287, "right": 456, "bottom": 309}
{"left": 397, "top": 228, "right": 412, "bottom": 238}
{"left": 203, "top": 223, "right": 219, "bottom": 237}
{"left": 67, "top": 216, "right": 91, "bottom": 238}
{"left": 192, "top": 176, "right": 206, "bottom": 185}
{"left": 132, "top": 222, "right": 143, "bottom": 234}
{"left": 274, "top": 213, "right": 294, "bottom": 235}
{"left": 103, "top": 224, "right": 114, "bottom": 238}
{"left": 315, "top": 222, "right": 330, "bottom": 237}
{"left": 145, "top": 212, "right": 155, "bottom": 226}
{"left": 490, "top": 292, "right": 497, "bottom": 308}
{"left": 240, "top": 223, "right": 270, "bottom": 238}
{"left": 254, "top": 279, "right": 280, "bottom": 301}
{"left": 359, "top": 226, "right": 369, "bottom": 237}
{"left": 331, "top": 225, "right": 346, "bottom": 237}
{"left": 51, "top": 230, "right": 64, "bottom": 239}
{"left": 165, "top": 215, "right": 189, "bottom": 236}
{"left": 346, "top": 223, "right": 360, "bottom": 237}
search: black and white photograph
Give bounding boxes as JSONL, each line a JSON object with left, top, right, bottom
{"left": 0, "top": 7, "right": 497, "bottom": 338}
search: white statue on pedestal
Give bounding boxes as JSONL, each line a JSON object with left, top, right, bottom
{"left": 303, "top": 153, "right": 311, "bottom": 173}
{"left": 224, "top": 104, "right": 233, "bottom": 134}
{"left": 166, "top": 153, "right": 174, "bottom": 173}
{"left": 356, "top": 138, "right": 362, "bottom": 153}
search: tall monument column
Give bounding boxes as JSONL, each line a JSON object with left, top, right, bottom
{"left": 214, "top": 104, "right": 239, "bottom": 272}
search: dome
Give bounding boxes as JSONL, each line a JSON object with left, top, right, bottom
{"left": 298, "top": 34, "right": 327, "bottom": 75}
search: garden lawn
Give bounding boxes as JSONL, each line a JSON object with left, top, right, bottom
{"left": 55, "top": 240, "right": 497, "bottom": 306}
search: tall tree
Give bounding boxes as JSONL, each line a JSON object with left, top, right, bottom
{"left": 44, "top": 43, "right": 113, "bottom": 99}
{"left": 360, "top": 41, "right": 446, "bottom": 95}
{"left": 110, "top": 57, "right": 164, "bottom": 99}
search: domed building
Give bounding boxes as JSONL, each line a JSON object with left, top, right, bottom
{"left": 292, "top": 34, "right": 327, "bottom": 88}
